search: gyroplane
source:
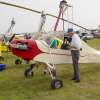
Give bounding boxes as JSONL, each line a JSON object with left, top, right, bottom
{"left": 0, "top": 0, "right": 100, "bottom": 89}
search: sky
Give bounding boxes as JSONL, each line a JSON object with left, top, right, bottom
{"left": 0, "top": 0, "right": 100, "bottom": 33}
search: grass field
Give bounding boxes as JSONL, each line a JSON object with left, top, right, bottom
{"left": 0, "top": 38, "right": 100, "bottom": 100}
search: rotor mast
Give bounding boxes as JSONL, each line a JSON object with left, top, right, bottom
{"left": 38, "top": 11, "right": 46, "bottom": 32}
{"left": 54, "top": 0, "right": 71, "bottom": 31}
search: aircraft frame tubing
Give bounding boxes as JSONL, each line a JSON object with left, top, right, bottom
{"left": 46, "top": 63, "right": 56, "bottom": 80}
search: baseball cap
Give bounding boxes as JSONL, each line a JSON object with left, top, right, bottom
{"left": 67, "top": 28, "right": 74, "bottom": 33}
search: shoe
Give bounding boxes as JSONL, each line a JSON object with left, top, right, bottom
{"left": 71, "top": 77, "right": 76, "bottom": 80}
{"left": 75, "top": 79, "right": 80, "bottom": 83}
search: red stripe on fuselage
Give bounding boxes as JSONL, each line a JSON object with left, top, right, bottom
{"left": 10, "top": 39, "right": 42, "bottom": 61}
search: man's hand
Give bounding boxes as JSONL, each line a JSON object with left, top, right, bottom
{"left": 69, "top": 44, "right": 77, "bottom": 49}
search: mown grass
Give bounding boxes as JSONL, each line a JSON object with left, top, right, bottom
{"left": 0, "top": 38, "right": 100, "bottom": 100}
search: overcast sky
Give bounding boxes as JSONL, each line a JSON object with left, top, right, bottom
{"left": 0, "top": 0, "right": 100, "bottom": 33}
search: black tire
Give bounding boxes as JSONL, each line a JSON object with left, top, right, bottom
{"left": 24, "top": 68, "right": 34, "bottom": 77}
{"left": 15, "top": 59, "right": 22, "bottom": 64}
{"left": 51, "top": 79, "right": 63, "bottom": 89}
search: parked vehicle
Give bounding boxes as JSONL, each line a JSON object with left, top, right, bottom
{"left": 81, "top": 33, "right": 94, "bottom": 42}
{"left": 94, "top": 32, "right": 100, "bottom": 38}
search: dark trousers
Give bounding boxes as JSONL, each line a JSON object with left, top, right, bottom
{"left": 71, "top": 50, "right": 80, "bottom": 80}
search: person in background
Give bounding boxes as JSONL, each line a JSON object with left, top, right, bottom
{"left": 75, "top": 30, "right": 81, "bottom": 37}
{"left": 67, "top": 28, "right": 82, "bottom": 82}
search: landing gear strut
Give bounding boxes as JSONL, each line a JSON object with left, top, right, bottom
{"left": 24, "top": 63, "right": 63, "bottom": 89}
{"left": 46, "top": 63, "right": 63, "bottom": 89}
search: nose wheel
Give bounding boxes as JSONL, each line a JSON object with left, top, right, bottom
{"left": 24, "top": 64, "right": 36, "bottom": 77}
{"left": 24, "top": 68, "right": 34, "bottom": 77}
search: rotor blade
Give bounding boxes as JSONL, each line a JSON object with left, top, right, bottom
{"left": 0, "top": 1, "right": 41, "bottom": 14}
{"left": 0, "top": 1, "right": 90, "bottom": 31}
{"left": 46, "top": 13, "right": 90, "bottom": 31}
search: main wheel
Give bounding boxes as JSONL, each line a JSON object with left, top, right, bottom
{"left": 24, "top": 68, "right": 34, "bottom": 77}
{"left": 51, "top": 79, "right": 63, "bottom": 89}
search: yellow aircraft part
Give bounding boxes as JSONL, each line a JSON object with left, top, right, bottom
{"left": 1, "top": 43, "right": 9, "bottom": 52}
{"left": 0, "top": 43, "right": 1, "bottom": 56}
